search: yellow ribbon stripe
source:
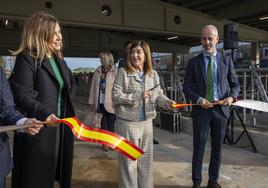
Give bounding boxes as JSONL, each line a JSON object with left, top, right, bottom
{"left": 56, "top": 117, "right": 144, "bottom": 161}
{"left": 171, "top": 103, "right": 194, "bottom": 108}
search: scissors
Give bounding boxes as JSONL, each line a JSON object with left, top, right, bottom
{"left": 148, "top": 84, "right": 160, "bottom": 91}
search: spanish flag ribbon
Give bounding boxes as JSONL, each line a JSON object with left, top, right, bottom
{"left": 171, "top": 103, "right": 196, "bottom": 108}
{"left": 54, "top": 117, "right": 144, "bottom": 161}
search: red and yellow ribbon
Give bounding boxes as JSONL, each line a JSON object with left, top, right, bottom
{"left": 54, "top": 117, "right": 144, "bottom": 161}
{"left": 171, "top": 103, "right": 195, "bottom": 108}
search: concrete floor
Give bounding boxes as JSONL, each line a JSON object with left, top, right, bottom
{"left": 6, "top": 126, "right": 268, "bottom": 188}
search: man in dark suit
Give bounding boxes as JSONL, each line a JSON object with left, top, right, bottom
{"left": 183, "top": 25, "right": 240, "bottom": 188}
{"left": 0, "top": 68, "right": 41, "bottom": 188}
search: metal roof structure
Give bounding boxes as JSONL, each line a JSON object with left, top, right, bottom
{"left": 0, "top": 0, "right": 268, "bottom": 56}
{"left": 162, "top": 0, "right": 268, "bottom": 31}
{"left": 160, "top": 0, "right": 268, "bottom": 45}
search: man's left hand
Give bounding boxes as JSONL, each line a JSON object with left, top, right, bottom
{"left": 220, "top": 97, "right": 234, "bottom": 106}
{"left": 24, "top": 118, "right": 43, "bottom": 135}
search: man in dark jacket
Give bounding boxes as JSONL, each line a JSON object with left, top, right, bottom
{"left": 0, "top": 68, "right": 41, "bottom": 188}
{"left": 183, "top": 25, "right": 240, "bottom": 188}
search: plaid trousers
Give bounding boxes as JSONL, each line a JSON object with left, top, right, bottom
{"left": 116, "top": 118, "right": 154, "bottom": 188}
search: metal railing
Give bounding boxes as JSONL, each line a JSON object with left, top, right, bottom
{"left": 73, "top": 67, "right": 268, "bottom": 126}
{"left": 157, "top": 67, "right": 268, "bottom": 125}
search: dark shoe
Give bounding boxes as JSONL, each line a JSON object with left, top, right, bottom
{"left": 192, "top": 183, "right": 200, "bottom": 188}
{"left": 207, "top": 180, "right": 221, "bottom": 188}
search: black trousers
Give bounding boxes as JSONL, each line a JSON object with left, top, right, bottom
{"left": 192, "top": 107, "right": 228, "bottom": 184}
{"left": 101, "top": 108, "right": 116, "bottom": 132}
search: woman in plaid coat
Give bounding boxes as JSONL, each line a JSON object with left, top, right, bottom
{"left": 112, "top": 40, "right": 175, "bottom": 188}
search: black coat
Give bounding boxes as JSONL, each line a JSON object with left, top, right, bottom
{"left": 9, "top": 52, "right": 75, "bottom": 188}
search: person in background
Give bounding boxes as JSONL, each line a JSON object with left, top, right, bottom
{"left": 112, "top": 40, "right": 175, "bottom": 188}
{"left": 0, "top": 68, "right": 42, "bottom": 188}
{"left": 117, "top": 41, "right": 131, "bottom": 68}
{"left": 183, "top": 25, "right": 240, "bottom": 188}
{"left": 9, "top": 11, "right": 75, "bottom": 188}
{"left": 88, "top": 51, "right": 117, "bottom": 151}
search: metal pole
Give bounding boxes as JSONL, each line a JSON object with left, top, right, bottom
{"left": 250, "top": 67, "right": 256, "bottom": 126}
{"left": 170, "top": 73, "right": 174, "bottom": 100}
{"left": 243, "top": 72, "right": 247, "bottom": 123}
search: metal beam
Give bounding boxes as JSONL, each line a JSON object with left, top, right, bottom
{"left": 214, "top": 0, "right": 268, "bottom": 20}
{"left": 0, "top": 26, "right": 189, "bottom": 56}
{"left": 195, "top": 0, "right": 239, "bottom": 12}
{"left": 183, "top": 0, "right": 210, "bottom": 8}
{"left": 0, "top": 0, "right": 268, "bottom": 44}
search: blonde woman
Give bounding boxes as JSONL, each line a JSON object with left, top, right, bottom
{"left": 88, "top": 51, "right": 117, "bottom": 151}
{"left": 9, "top": 11, "right": 75, "bottom": 188}
{"left": 112, "top": 40, "right": 175, "bottom": 188}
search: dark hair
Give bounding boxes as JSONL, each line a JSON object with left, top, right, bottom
{"left": 125, "top": 40, "right": 153, "bottom": 75}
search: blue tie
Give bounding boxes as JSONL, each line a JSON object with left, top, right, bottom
{"left": 205, "top": 55, "right": 214, "bottom": 102}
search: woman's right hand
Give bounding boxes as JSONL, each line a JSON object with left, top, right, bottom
{"left": 143, "top": 90, "right": 152, "bottom": 99}
{"left": 45, "top": 114, "right": 59, "bottom": 126}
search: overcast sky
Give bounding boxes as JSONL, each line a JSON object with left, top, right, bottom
{"left": 64, "top": 57, "right": 100, "bottom": 70}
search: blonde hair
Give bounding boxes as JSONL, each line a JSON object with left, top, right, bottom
{"left": 125, "top": 40, "right": 153, "bottom": 75}
{"left": 99, "top": 51, "right": 114, "bottom": 65}
{"left": 11, "top": 11, "right": 62, "bottom": 60}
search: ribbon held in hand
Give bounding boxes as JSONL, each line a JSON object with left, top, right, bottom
{"left": 54, "top": 117, "right": 144, "bottom": 161}
{"left": 0, "top": 117, "right": 144, "bottom": 160}
{"left": 171, "top": 103, "right": 197, "bottom": 109}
